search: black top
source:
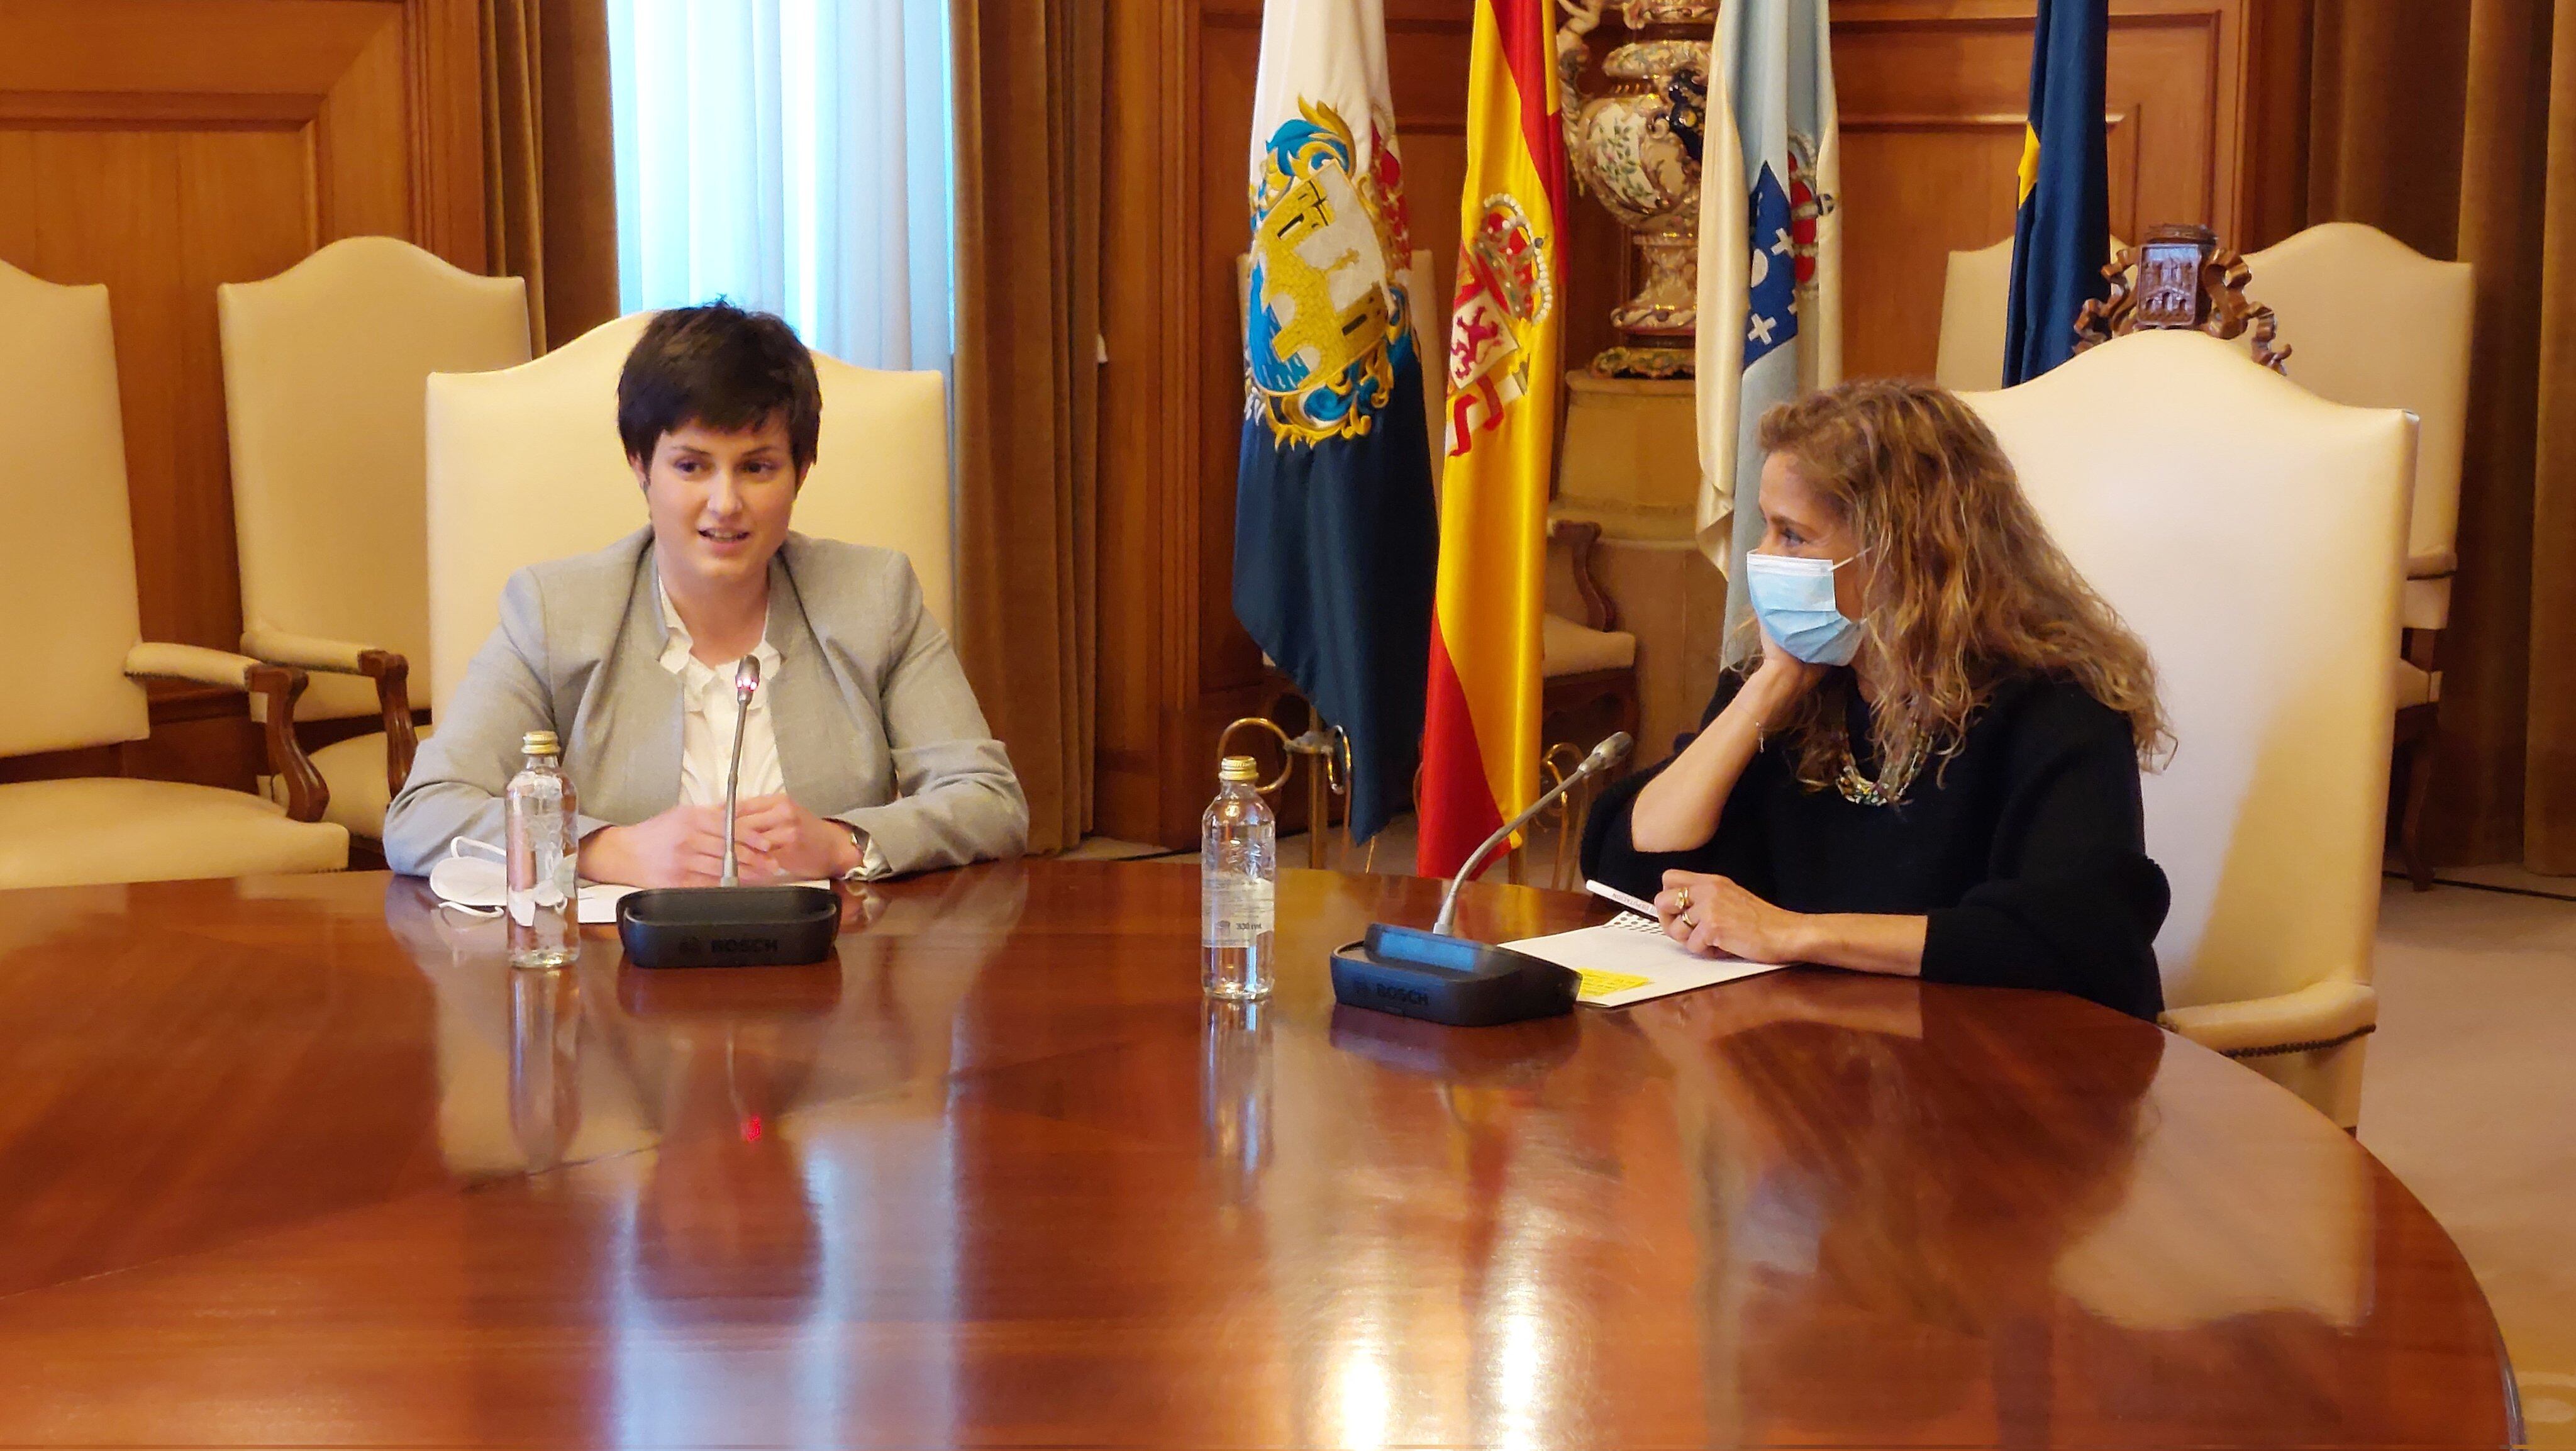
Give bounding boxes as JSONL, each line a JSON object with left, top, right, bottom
{"left": 1580, "top": 671, "right": 2169, "bottom": 1021}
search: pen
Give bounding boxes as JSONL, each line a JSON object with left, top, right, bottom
{"left": 1585, "top": 879, "right": 1660, "bottom": 918}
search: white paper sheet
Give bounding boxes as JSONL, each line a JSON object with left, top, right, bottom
{"left": 1505, "top": 912, "right": 1785, "bottom": 1007}
{"left": 577, "top": 883, "right": 639, "bottom": 924}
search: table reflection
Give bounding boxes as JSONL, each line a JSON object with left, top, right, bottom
{"left": 1202, "top": 998, "right": 1274, "bottom": 1204}
{"left": 330, "top": 865, "right": 2467, "bottom": 1448}
{"left": 383, "top": 870, "right": 1026, "bottom": 1181}
{"left": 1630, "top": 978, "right": 2161, "bottom": 1446}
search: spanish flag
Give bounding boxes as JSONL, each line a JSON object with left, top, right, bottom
{"left": 2002, "top": 0, "right": 2109, "bottom": 384}
{"left": 1416, "top": 0, "right": 1566, "bottom": 877}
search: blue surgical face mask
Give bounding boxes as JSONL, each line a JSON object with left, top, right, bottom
{"left": 1744, "top": 550, "right": 1863, "bottom": 665}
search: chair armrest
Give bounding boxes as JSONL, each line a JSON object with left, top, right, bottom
{"left": 122, "top": 643, "right": 330, "bottom": 824}
{"left": 125, "top": 642, "right": 263, "bottom": 691}
{"left": 238, "top": 630, "right": 419, "bottom": 792}
{"left": 2405, "top": 549, "right": 2457, "bottom": 579}
{"left": 2160, "top": 979, "right": 2377, "bottom": 1058}
{"left": 240, "top": 626, "right": 374, "bottom": 674}
{"left": 361, "top": 650, "right": 418, "bottom": 794}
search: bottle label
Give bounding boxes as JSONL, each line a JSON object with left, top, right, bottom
{"left": 507, "top": 777, "right": 574, "bottom": 931}
{"left": 1202, "top": 874, "right": 1275, "bottom": 948}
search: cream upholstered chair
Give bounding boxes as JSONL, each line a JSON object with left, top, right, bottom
{"left": 1935, "top": 239, "right": 2018, "bottom": 392}
{"left": 219, "top": 236, "right": 531, "bottom": 843}
{"left": 1964, "top": 331, "right": 2415, "bottom": 1128}
{"left": 1933, "top": 235, "right": 2128, "bottom": 392}
{"left": 422, "top": 311, "right": 953, "bottom": 719}
{"left": 2241, "top": 223, "right": 2473, "bottom": 889}
{"left": 0, "top": 260, "right": 346, "bottom": 888}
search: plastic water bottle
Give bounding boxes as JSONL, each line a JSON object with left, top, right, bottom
{"left": 1201, "top": 754, "right": 1276, "bottom": 999}
{"left": 506, "top": 730, "right": 579, "bottom": 970}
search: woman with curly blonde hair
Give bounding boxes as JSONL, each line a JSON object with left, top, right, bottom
{"left": 1581, "top": 379, "right": 2173, "bottom": 1019}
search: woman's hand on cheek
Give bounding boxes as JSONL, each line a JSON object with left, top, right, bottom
{"left": 1655, "top": 869, "right": 1810, "bottom": 962}
{"left": 576, "top": 804, "right": 731, "bottom": 887}
{"left": 731, "top": 794, "right": 861, "bottom": 881}
{"left": 1750, "top": 621, "right": 1826, "bottom": 701}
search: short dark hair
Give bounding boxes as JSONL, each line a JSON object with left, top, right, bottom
{"left": 616, "top": 301, "right": 821, "bottom": 472}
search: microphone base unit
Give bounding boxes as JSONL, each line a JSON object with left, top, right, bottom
{"left": 1328, "top": 923, "right": 1578, "bottom": 1026}
{"left": 617, "top": 886, "right": 838, "bottom": 968}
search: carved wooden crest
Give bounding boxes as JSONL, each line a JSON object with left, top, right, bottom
{"left": 2074, "top": 222, "right": 2290, "bottom": 371}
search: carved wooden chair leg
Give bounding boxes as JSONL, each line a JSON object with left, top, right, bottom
{"left": 2398, "top": 711, "right": 2437, "bottom": 892}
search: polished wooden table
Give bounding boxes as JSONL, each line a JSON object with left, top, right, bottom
{"left": 0, "top": 862, "right": 2516, "bottom": 1448}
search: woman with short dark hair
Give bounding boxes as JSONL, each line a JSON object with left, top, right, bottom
{"left": 385, "top": 303, "right": 1027, "bottom": 886}
{"left": 1582, "top": 380, "right": 2170, "bottom": 1020}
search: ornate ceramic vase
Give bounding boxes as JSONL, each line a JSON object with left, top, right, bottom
{"left": 1557, "top": 0, "right": 1716, "bottom": 378}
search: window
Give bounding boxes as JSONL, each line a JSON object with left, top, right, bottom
{"left": 607, "top": 0, "right": 954, "bottom": 372}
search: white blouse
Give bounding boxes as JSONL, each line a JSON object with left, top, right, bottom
{"left": 658, "top": 585, "right": 882, "bottom": 877}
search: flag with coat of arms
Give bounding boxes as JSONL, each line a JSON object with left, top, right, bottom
{"left": 1694, "top": 0, "right": 1841, "bottom": 659}
{"left": 1414, "top": 0, "right": 1567, "bottom": 877}
{"left": 1232, "top": 0, "right": 1439, "bottom": 842}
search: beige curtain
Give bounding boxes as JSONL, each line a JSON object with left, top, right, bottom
{"left": 2307, "top": 0, "right": 2576, "bottom": 871}
{"left": 951, "top": 0, "right": 1104, "bottom": 854}
{"left": 481, "top": 0, "right": 621, "bottom": 352}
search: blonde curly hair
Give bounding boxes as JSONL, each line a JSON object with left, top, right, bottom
{"left": 1748, "top": 379, "right": 2171, "bottom": 787}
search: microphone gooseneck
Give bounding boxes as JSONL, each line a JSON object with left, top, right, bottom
{"left": 1430, "top": 730, "right": 1632, "bottom": 937}
{"left": 718, "top": 655, "right": 760, "bottom": 887}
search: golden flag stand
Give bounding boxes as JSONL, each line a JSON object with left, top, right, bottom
{"left": 1218, "top": 704, "right": 1363, "bottom": 872}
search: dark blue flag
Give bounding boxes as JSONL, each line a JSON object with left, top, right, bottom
{"left": 2003, "top": 0, "right": 2110, "bottom": 386}
{"left": 1232, "top": 96, "right": 1436, "bottom": 844}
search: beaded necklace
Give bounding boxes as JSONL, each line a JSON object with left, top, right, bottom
{"left": 1832, "top": 724, "right": 1927, "bottom": 807}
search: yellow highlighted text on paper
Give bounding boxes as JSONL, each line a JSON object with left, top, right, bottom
{"left": 1577, "top": 969, "right": 1653, "bottom": 1001}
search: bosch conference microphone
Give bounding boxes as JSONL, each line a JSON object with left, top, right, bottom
{"left": 1328, "top": 731, "right": 1633, "bottom": 1025}
{"left": 618, "top": 655, "right": 838, "bottom": 968}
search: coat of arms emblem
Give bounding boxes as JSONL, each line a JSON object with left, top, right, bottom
{"left": 1245, "top": 101, "right": 1416, "bottom": 447}
{"left": 1444, "top": 194, "right": 1556, "bottom": 455}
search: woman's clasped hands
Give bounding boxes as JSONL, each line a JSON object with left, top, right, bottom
{"left": 576, "top": 794, "right": 862, "bottom": 887}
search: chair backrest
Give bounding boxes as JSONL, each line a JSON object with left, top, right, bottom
{"left": 2242, "top": 222, "right": 2473, "bottom": 626}
{"left": 1934, "top": 238, "right": 2015, "bottom": 392}
{"left": 0, "top": 259, "right": 148, "bottom": 757}
{"left": 1934, "top": 235, "right": 2130, "bottom": 393}
{"left": 423, "top": 311, "right": 954, "bottom": 716}
{"left": 218, "top": 236, "right": 531, "bottom": 721}
{"left": 1962, "top": 331, "right": 2414, "bottom": 1012}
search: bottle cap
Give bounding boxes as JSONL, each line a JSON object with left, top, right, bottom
{"left": 1218, "top": 754, "right": 1260, "bottom": 784}
{"left": 523, "top": 730, "right": 560, "bottom": 756}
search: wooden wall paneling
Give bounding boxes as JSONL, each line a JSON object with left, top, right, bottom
{"left": 407, "top": 0, "right": 490, "bottom": 269}
{"left": 1197, "top": 1, "right": 1264, "bottom": 750}
{"left": 1097, "top": 0, "right": 1202, "bottom": 845}
{"left": 1831, "top": 0, "right": 2249, "bottom": 381}
{"left": 0, "top": 0, "right": 482, "bottom": 794}
{"left": 2233, "top": 0, "right": 2314, "bottom": 252}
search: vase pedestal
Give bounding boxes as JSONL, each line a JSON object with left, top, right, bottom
{"left": 1547, "top": 369, "right": 1728, "bottom": 759}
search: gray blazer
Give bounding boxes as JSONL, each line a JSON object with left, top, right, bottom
{"left": 384, "top": 528, "right": 1028, "bottom": 877}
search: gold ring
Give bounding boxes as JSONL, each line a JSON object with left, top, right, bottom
{"left": 1674, "top": 888, "right": 1692, "bottom": 912}
{"left": 1680, "top": 914, "right": 1699, "bottom": 930}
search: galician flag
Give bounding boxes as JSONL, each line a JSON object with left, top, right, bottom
{"left": 1696, "top": 0, "right": 1840, "bottom": 659}
{"left": 1233, "top": 0, "right": 1438, "bottom": 842}
{"left": 1416, "top": 0, "right": 1567, "bottom": 877}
